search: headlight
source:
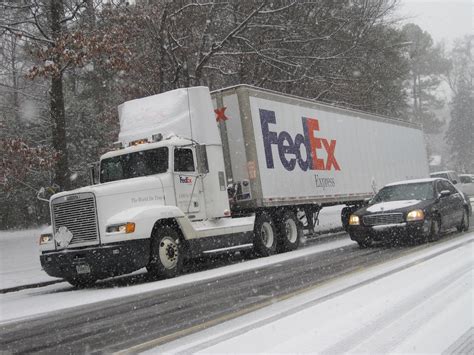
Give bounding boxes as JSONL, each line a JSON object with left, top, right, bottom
{"left": 106, "top": 222, "right": 136, "bottom": 234}
{"left": 406, "top": 210, "right": 424, "bottom": 221}
{"left": 39, "top": 233, "right": 53, "bottom": 245}
{"left": 349, "top": 215, "right": 360, "bottom": 225}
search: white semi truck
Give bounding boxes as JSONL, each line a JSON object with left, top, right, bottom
{"left": 39, "top": 85, "right": 429, "bottom": 286}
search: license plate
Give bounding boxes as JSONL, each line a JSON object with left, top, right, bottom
{"left": 76, "top": 264, "right": 91, "bottom": 274}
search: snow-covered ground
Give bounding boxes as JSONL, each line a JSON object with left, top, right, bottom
{"left": 0, "top": 205, "right": 345, "bottom": 291}
{"left": 148, "top": 232, "right": 474, "bottom": 354}
{"left": 0, "top": 234, "right": 351, "bottom": 324}
{"left": 0, "top": 227, "right": 61, "bottom": 290}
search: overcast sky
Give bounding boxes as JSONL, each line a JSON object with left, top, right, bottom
{"left": 397, "top": 0, "right": 473, "bottom": 45}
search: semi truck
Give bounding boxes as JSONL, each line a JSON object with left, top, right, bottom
{"left": 39, "top": 85, "right": 429, "bottom": 286}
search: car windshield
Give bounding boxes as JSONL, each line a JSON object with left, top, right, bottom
{"left": 100, "top": 147, "right": 168, "bottom": 183}
{"left": 371, "top": 182, "right": 435, "bottom": 203}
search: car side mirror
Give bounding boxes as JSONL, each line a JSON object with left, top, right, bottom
{"left": 452, "top": 180, "right": 457, "bottom": 185}
{"left": 439, "top": 190, "right": 451, "bottom": 198}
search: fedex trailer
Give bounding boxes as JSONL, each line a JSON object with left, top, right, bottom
{"left": 39, "top": 85, "right": 429, "bottom": 286}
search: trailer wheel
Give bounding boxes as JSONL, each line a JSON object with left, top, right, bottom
{"left": 276, "top": 211, "right": 302, "bottom": 253}
{"left": 253, "top": 213, "right": 277, "bottom": 256}
{"left": 147, "top": 226, "right": 182, "bottom": 279}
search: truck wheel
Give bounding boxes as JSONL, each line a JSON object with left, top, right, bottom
{"left": 457, "top": 209, "right": 469, "bottom": 232}
{"left": 428, "top": 218, "right": 441, "bottom": 242}
{"left": 276, "top": 211, "right": 302, "bottom": 253}
{"left": 66, "top": 276, "right": 97, "bottom": 288}
{"left": 147, "top": 226, "right": 182, "bottom": 279}
{"left": 253, "top": 213, "right": 277, "bottom": 256}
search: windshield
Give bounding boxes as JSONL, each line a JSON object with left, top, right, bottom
{"left": 100, "top": 147, "right": 168, "bottom": 183}
{"left": 371, "top": 182, "right": 435, "bottom": 203}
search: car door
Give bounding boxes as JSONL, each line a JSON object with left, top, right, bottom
{"left": 439, "top": 180, "right": 463, "bottom": 228}
{"left": 435, "top": 180, "right": 452, "bottom": 228}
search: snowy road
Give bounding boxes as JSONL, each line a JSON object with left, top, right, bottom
{"left": 151, "top": 233, "right": 473, "bottom": 354}
{"left": 1, "top": 226, "right": 472, "bottom": 353}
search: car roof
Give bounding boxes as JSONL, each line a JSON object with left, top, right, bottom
{"left": 385, "top": 178, "right": 440, "bottom": 187}
{"left": 430, "top": 170, "right": 456, "bottom": 175}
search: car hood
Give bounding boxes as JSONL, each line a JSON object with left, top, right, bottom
{"left": 356, "top": 199, "right": 434, "bottom": 215}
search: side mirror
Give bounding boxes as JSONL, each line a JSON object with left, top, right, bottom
{"left": 196, "top": 145, "right": 209, "bottom": 174}
{"left": 37, "top": 186, "right": 58, "bottom": 202}
{"left": 89, "top": 162, "right": 100, "bottom": 185}
{"left": 439, "top": 190, "right": 451, "bottom": 198}
{"left": 452, "top": 180, "right": 458, "bottom": 185}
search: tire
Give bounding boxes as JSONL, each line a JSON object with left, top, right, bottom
{"left": 66, "top": 276, "right": 97, "bottom": 288}
{"left": 357, "top": 239, "right": 372, "bottom": 249}
{"left": 457, "top": 208, "right": 470, "bottom": 232}
{"left": 147, "top": 226, "right": 183, "bottom": 279}
{"left": 253, "top": 213, "right": 277, "bottom": 257}
{"left": 276, "top": 211, "right": 302, "bottom": 253}
{"left": 428, "top": 217, "right": 441, "bottom": 242}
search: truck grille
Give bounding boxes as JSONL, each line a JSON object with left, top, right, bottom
{"left": 363, "top": 213, "right": 404, "bottom": 226}
{"left": 52, "top": 193, "right": 99, "bottom": 246}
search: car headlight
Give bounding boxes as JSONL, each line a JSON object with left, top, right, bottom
{"left": 406, "top": 210, "right": 424, "bottom": 221}
{"left": 349, "top": 215, "right": 360, "bottom": 225}
{"left": 106, "top": 222, "right": 136, "bottom": 234}
{"left": 39, "top": 233, "right": 53, "bottom": 245}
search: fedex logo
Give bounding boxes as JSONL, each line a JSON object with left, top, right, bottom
{"left": 179, "top": 176, "right": 193, "bottom": 184}
{"left": 260, "top": 109, "right": 340, "bottom": 172}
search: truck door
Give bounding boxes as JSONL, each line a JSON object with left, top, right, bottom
{"left": 173, "top": 147, "right": 206, "bottom": 220}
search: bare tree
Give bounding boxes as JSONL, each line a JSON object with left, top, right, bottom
{"left": 105, "top": 0, "right": 406, "bottom": 115}
{"left": 1, "top": 0, "right": 102, "bottom": 190}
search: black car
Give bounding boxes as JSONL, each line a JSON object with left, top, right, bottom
{"left": 348, "top": 178, "right": 471, "bottom": 248}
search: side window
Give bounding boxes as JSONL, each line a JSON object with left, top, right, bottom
{"left": 435, "top": 181, "right": 443, "bottom": 195}
{"left": 174, "top": 148, "right": 195, "bottom": 172}
{"left": 441, "top": 180, "right": 456, "bottom": 193}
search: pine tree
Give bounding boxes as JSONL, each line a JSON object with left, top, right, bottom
{"left": 446, "top": 78, "right": 474, "bottom": 172}
{"left": 445, "top": 37, "right": 473, "bottom": 172}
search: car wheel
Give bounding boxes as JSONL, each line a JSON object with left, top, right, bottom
{"left": 457, "top": 209, "right": 470, "bottom": 232}
{"left": 276, "top": 211, "right": 302, "bottom": 253}
{"left": 147, "top": 226, "right": 183, "bottom": 279}
{"left": 253, "top": 213, "right": 277, "bottom": 257}
{"left": 357, "top": 239, "right": 372, "bottom": 249}
{"left": 66, "top": 276, "right": 97, "bottom": 288}
{"left": 428, "top": 218, "right": 441, "bottom": 242}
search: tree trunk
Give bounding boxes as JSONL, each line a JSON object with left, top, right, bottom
{"left": 50, "top": 73, "right": 69, "bottom": 190}
{"left": 50, "top": 0, "right": 69, "bottom": 190}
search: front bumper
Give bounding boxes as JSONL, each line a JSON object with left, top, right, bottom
{"left": 40, "top": 239, "right": 150, "bottom": 280}
{"left": 348, "top": 220, "right": 429, "bottom": 244}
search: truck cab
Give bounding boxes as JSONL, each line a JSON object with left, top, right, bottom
{"left": 39, "top": 88, "right": 255, "bottom": 287}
